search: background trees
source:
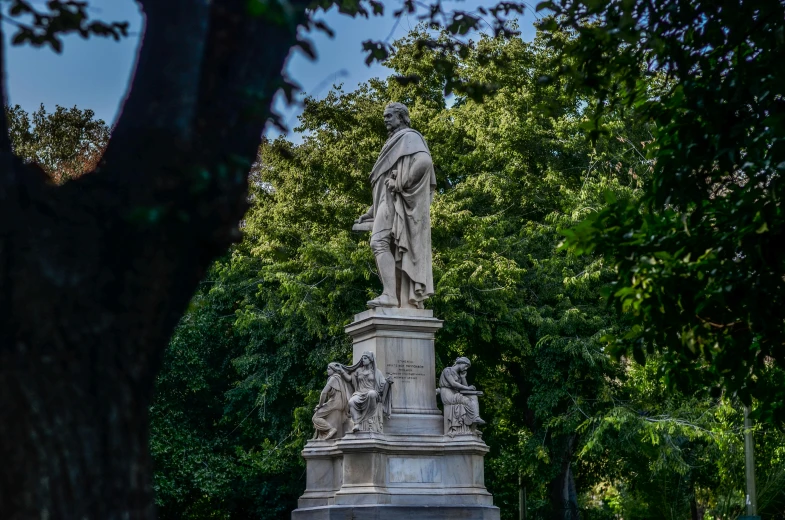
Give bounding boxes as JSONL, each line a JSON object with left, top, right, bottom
{"left": 150, "top": 29, "right": 648, "bottom": 519}
{"left": 5, "top": 0, "right": 785, "bottom": 517}
{"left": 0, "top": 1, "right": 529, "bottom": 517}
{"left": 148, "top": 21, "right": 785, "bottom": 518}
{"left": 5, "top": 104, "right": 109, "bottom": 182}
{"left": 0, "top": 1, "right": 311, "bottom": 518}
{"left": 545, "top": 0, "right": 785, "bottom": 416}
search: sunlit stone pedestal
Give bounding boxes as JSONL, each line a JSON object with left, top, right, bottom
{"left": 292, "top": 308, "right": 499, "bottom": 520}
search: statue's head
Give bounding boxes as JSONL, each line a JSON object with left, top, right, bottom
{"left": 384, "top": 102, "right": 410, "bottom": 134}
{"left": 361, "top": 351, "right": 375, "bottom": 367}
{"left": 327, "top": 362, "right": 342, "bottom": 376}
{"left": 454, "top": 356, "right": 471, "bottom": 373}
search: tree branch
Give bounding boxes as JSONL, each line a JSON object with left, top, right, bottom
{"left": 106, "top": 0, "right": 211, "bottom": 149}
{"left": 0, "top": 21, "right": 18, "bottom": 336}
{"left": 0, "top": 24, "right": 11, "bottom": 156}
{"left": 186, "top": 0, "right": 310, "bottom": 242}
{"left": 101, "top": 0, "right": 309, "bottom": 246}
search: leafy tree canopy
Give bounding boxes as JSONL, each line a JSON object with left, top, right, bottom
{"left": 5, "top": 104, "right": 109, "bottom": 182}
{"left": 3, "top": 0, "right": 128, "bottom": 52}
{"left": 151, "top": 26, "right": 654, "bottom": 519}
{"left": 543, "top": 0, "right": 785, "bottom": 416}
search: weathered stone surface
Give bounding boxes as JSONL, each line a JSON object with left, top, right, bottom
{"left": 438, "top": 357, "right": 486, "bottom": 437}
{"left": 293, "top": 301, "right": 498, "bottom": 520}
{"left": 296, "top": 432, "right": 495, "bottom": 513}
{"left": 312, "top": 363, "right": 352, "bottom": 440}
{"left": 292, "top": 504, "right": 500, "bottom": 520}
{"left": 343, "top": 352, "right": 393, "bottom": 434}
{"left": 297, "top": 440, "right": 343, "bottom": 509}
{"left": 309, "top": 351, "right": 394, "bottom": 438}
{"left": 332, "top": 432, "right": 491, "bottom": 506}
{"left": 346, "top": 307, "right": 442, "bottom": 435}
{"left": 353, "top": 103, "right": 436, "bottom": 310}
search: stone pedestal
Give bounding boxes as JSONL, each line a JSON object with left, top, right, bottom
{"left": 293, "top": 309, "right": 499, "bottom": 520}
{"left": 347, "top": 307, "right": 443, "bottom": 436}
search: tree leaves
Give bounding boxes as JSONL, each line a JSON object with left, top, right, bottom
{"left": 151, "top": 26, "right": 658, "bottom": 518}
{"left": 6, "top": 0, "right": 128, "bottom": 52}
{"left": 5, "top": 104, "right": 109, "bottom": 182}
{"left": 548, "top": 0, "right": 785, "bottom": 417}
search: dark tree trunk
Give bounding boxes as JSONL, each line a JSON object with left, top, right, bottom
{"left": 549, "top": 434, "right": 581, "bottom": 520}
{"left": 690, "top": 480, "right": 701, "bottom": 520}
{"left": 0, "top": 1, "right": 307, "bottom": 518}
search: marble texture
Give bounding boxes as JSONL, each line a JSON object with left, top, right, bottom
{"left": 342, "top": 351, "right": 392, "bottom": 433}
{"left": 293, "top": 307, "right": 499, "bottom": 520}
{"left": 312, "top": 363, "right": 352, "bottom": 440}
{"left": 297, "top": 440, "right": 343, "bottom": 508}
{"left": 353, "top": 103, "right": 437, "bottom": 310}
{"left": 345, "top": 307, "right": 443, "bottom": 433}
{"left": 297, "top": 432, "right": 494, "bottom": 510}
{"left": 388, "top": 457, "right": 440, "bottom": 483}
{"left": 438, "top": 357, "right": 486, "bottom": 437}
{"left": 293, "top": 505, "right": 500, "bottom": 520}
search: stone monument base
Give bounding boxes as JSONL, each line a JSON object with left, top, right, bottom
{"left": 293, "top": 307, "right": 498, "bottom": 520}
{"left": 292, "top": 431, "right": 499, "bottom": 520}
{"left": 292, "top": 504, "right": 500, "bottom": 520}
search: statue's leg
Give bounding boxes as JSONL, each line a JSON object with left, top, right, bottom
{"left": 312, "top": 415, "right": 332, "bottom": 439}
{"left": 348, "top": 395, "right": 363, "bottom": 431}
{"left": 398, "top": 272, "right": 419, "bottom": 309}
{"left": 369, "top": 233, "right": 398, "bottom": 307}
{"left": 466, "top": 395, "right": 486, "bottom": 426}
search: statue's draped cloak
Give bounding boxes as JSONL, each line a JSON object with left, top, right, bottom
{"left": 319, "top": 374, "right": 351, "bottom": 415}
{"left": 341, "top": 352, "right": 392, "bottom": 425}
{"left": 439, "top": 366, "right": 481, "bottom": 435}
{"left": 311, "top": 373, "right": 352, "bottom": 438}
{"left": 370, "top": 128, "right": 436, "bottom": 306}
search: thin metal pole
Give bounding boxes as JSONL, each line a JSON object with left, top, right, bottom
{"left": 518, "top": 474, "right": 526, "bottom": 520}
{"left": 744, "top": 405, "right": 757, "bottom": 517}
{"left": 524, "top": 486, "right": 527, "bottom": 520}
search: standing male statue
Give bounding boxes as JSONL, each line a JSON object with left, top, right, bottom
{"left": 354, "top": 102, "right": 437, "bottom": 309}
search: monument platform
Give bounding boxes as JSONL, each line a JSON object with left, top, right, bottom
{"left": 292, "top": 308, "right": 499, "bottom": 520}
{"left": 346, "top": 308, "right": 443, "bottom": 435}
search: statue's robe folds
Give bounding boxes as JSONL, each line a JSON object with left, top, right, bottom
{"left": 438, "top": 366, "right": 481, "bottom": 436}
{"left": 369, "top": 128, "right": 436, "bottom": 306}
{"left": 341, "top": 352, "right": 393, "bottom": 433}
{"left": 312, "top": 373, "right": 352, "bottom": 440}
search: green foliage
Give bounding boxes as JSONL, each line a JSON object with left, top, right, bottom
{"left": 577, "top": 358, "right": 785, "bottom": 519}
{"left": 544, "top": 0, "right": 785, "bottom": 414}
{"left": 4, "top": 1, "right": 128, "bottom": 52}
{"left": 150, "top": 265, "right": 310, "bottom": 519}
{"left": 151, "top": 28, "right": 653, "bottom": 519}
{"left": 5, "top": 104, "right": 108, "bottom": 182}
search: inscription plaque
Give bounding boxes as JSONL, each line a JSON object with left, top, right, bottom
{"left": 388, "top": 457, "right": 441, "bottom": 483}
{"left": 386, "top": 359, "right": 426, "bottom": 383}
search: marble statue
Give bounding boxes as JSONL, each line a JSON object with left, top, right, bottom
{"left": 312, "top": 362, "right": 352, "bottom": 440}
{"left": 338, "top": 351, "right": 393, "bottom": 433}
{"left": 438, "top": 357, "right": 486, "bottom": 437}
{"left": 354, "top": 102, "right": 437, "bottom": 309}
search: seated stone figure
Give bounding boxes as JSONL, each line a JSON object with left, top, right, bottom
{"left": 438, "top": 357, "right": 486, "bottom": 437}
{"left": 338, "top": 351, "right": 393, "bottom": 433}
{"left": 311, "top": 362, "right": 352, "bottom": 440}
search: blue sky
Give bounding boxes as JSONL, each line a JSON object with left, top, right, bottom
{"left": 5, "top": 1, "right": 539, "bottom": 139}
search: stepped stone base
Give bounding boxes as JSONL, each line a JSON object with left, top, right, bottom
{"left": 292, "top": 504, "right": 500, "bottom": 520}
{"left": 296, "top": 432, "right": 493, "bottom": 509}
{"left": 293, "top": 308, "right": 498, "bottom": 520}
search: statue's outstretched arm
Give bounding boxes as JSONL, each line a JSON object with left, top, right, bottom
{"left": 355, "top": 206, "right": 374, "bottom": 223}
{"left": 336, "top": 365, "right": 354, "bottom": 383}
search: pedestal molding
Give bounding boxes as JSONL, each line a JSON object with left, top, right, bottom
{"left": 294, "top": 308, "right": 496, "bottom": 519}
